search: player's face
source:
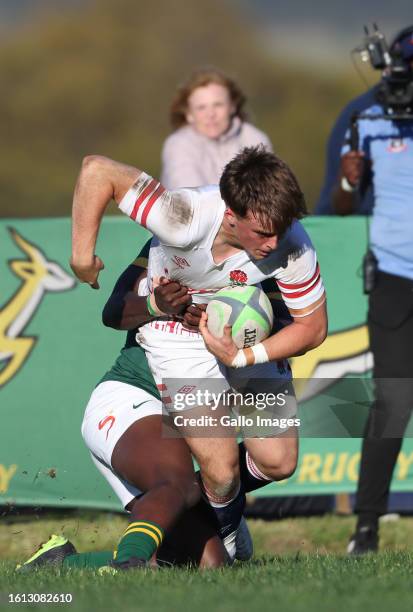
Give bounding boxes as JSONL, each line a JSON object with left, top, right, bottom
{"left": 186, "top": 83, "right": 235, "bottom": 140}
{"left": 228, "top": 210, "right": 278, "bottom": 260}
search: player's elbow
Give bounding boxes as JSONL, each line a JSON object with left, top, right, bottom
{"left": 82, "top": 154, "right": 107, "bottom": 172}
{"left": 80, "top": 155, "right": 113, "bottom": 184}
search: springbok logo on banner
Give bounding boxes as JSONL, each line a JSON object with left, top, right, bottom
{"left": 291, "top": 324, "right": 373, "bottom": 401}
{"left": 0, "top": 228, "right": 76, "bottom": 387}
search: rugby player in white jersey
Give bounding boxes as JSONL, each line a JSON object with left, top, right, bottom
{"left": 70, "top": 146, "right": 327, "bottom": 568}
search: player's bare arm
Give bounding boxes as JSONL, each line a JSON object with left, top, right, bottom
{"left": 199, "top": 298, "right": 327, "bottom": 367}
{"left": 70, "top": 156, "right": 142, "bottom": 288}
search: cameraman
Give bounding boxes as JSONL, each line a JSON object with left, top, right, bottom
{"left": 317, "top": 27, "right": 413, "bottom": 215}
{"left": 333, "top": 26, "right": 413, "bottom": 554}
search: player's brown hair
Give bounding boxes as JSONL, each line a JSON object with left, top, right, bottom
{"left": 169, "top": 68, "right": 248, "bottom": 129}
{"left": 220, "top": 146, "right": 307, "bottom": 235}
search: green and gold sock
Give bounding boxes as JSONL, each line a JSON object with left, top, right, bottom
{"left": 114, "top": 520, "right": 164, "bottom": 563}
{"left": 63, "top": 551, "right": 113, "bottom": 569}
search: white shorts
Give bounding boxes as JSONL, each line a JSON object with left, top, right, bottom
{"left": 81, "top": 380, "right": 165, "bottom": 508}
{"left": 136, "top": 322, "right": 230, "bottom": 411}
{"left": 136, "top": 321, "right": 296, "bottom": 435}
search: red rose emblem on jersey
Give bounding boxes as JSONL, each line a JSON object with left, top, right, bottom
{"left": 229, "top": 269, "right": 248, "bottom": 286}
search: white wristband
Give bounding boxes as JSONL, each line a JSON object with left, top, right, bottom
{"left": 251, "top": 343, "right": 269, "bottom": 365}
{"left": 231, "top": 343, "right": 269, "bottom": 368}
{"left": 340, "top": 176, "right": 357, "bottom": 193}
{"left": 231, "top": 349, "right": 248, "bottom": 369}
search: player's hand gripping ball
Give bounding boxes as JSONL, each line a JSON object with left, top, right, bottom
{"left": 206, "top": 285, "right": 273, "bottom": 349}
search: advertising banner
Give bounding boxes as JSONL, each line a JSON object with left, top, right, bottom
{"left": 1, "top": 217, "right": 412, "bottom": 509}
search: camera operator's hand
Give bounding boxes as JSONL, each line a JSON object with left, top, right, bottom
{"left": 341, "top": 151, "right": 365, "bottom": 187}
{"left": 153, "top": 277, "right": 191, "bottom": 315}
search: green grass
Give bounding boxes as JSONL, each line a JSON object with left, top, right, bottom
{"left": 1, "top": 513, "right": 413, "bottom": 612}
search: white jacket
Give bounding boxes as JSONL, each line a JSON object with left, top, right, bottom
{"left": 160, "top": 117, "right": 273, "bottom": 190}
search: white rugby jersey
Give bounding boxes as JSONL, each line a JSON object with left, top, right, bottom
{"left": 119, "top": 173, "right": 325, "bottom": 317}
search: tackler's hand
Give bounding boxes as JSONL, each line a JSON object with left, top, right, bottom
{"left": 153, "top": 277, "right": 192, "bottom": 315}
{"left": 182, "top": 303, "right": 207, "bottom": 332}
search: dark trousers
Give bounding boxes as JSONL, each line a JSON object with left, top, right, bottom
{"left": 355, "top": 271, "right": 413, "bottom": 521}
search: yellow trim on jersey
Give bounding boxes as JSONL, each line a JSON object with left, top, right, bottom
{"left": 132, "top": 257, "right": 148, "bottom": 268}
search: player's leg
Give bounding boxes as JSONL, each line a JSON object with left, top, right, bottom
{"left": 228, "top": 363, "right": 299, "bottom": 490}
{"left": 83, "top": 383, "right": 244, "bottom": 566}
{"left": 243, "top": 430, "right": 298, "bottom": 487}
{"left": 110, "top": 416, "right": 201, "bottom": 565}
{"left": 18, "top": 495, "right": 228, "bottom": 572}
{"left": 148, "top": 498, "right": 228, "bottom": 568}
{"left": 174, "top": 405, "right": 240, "bottom": 499}
{"left": 140, "top": 331, "right": 247, "bottom": 556}
{"left": 183, "top": 430, "right": 245, "bottom": 557}
{"left": 112, "top": 415, "right": 199, "bottom": 526}
{"left": 81, "top": 381, "right": 200, "bottom": 567}
{"left": 20, "top": 473, "right": 225, "bottom": 573}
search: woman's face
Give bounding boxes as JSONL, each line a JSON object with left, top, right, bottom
{"left": 185, "top": 83, "right": 235, "bottom": 139}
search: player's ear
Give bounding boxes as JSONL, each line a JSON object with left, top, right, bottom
{"left": 185, "top": 110, "right": 194, "bottom": 124}
{"left": 224, "top": 208, "right": 236, "bottom": 226}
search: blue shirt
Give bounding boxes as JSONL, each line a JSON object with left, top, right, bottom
{"left": 315, "top": 87, "right": 378, "bottom": 215}
{"left": 342, "top": 103, "right": 413, "bottom": 280}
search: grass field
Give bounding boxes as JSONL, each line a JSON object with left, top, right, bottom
{"left": 1, "top": 512, "right": 413, "bottom": 612}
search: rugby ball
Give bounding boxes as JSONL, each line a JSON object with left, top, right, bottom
{"left": 206, "top": 285, "right": 273, "bottom": 349}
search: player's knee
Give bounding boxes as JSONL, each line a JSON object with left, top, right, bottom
{"left": 204, "top": 461, "right": 240, "bottom": 499}
{"left": 257, "top": 447, "right": 298, "bottom": 482}
{"left": 271, "top": 455, "right": 297, "bottom": 481}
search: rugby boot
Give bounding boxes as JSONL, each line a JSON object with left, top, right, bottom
{"left": 347, "top": 525, "right": 378, "bottom": 555}
{"left": 234, "top": 516, "right": 253, "bottom": 561}
{"left": 16, "top": 534, "right": 76, "bottom": 572}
